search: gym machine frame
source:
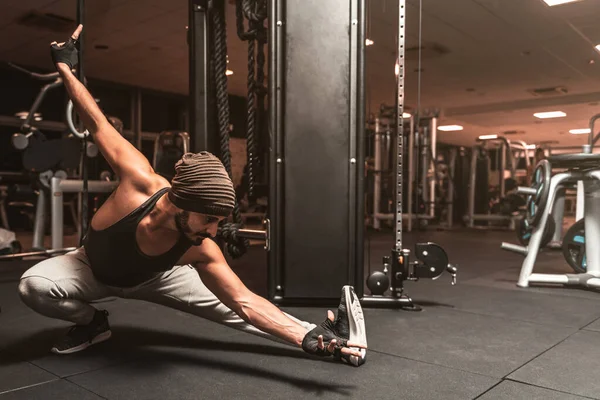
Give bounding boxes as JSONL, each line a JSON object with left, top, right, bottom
{"left": 361, "top": 0, "right": 457, "bottom": 309}
{"left": 370, "top": 112, "right": 444, "bottom": 231}
{"left": 465, "top": 136, "right": 518, "bottom": 229}
{"left": 188, "top": 0, "right": 456, "bottom": 307}
{"left": 502, "top": 114, "right": 600, "bottom": 289}
{"left": 50, "top": 177, "right": 118, "bottom": 250}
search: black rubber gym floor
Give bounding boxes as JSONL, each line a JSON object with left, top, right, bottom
{"left": 1, "top": 229, "right": 599, "bottom": 399}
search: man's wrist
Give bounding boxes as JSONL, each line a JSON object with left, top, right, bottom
{"left": 56, "top": 63, "right": 72, "bottom": 74}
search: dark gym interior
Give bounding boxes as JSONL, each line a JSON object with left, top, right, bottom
{"left": 2, "top": 0, "right": 600, "bottom": 399}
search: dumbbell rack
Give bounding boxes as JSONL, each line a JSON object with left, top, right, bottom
{"left": 502, "top": 154, "right": 600, "bottom": 289}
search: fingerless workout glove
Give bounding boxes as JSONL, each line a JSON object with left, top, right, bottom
{"left": 302, "top": 318, "right": 348, "bottom": 357}
{"left": 50, "top": 37, "right": 79, "bottom": 69}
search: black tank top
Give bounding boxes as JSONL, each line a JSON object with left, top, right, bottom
{"left": 83, "top": 188, "right": 193, "bottom": 287}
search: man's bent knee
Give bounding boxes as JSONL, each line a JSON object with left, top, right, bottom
{"left": 18, "top": 276, "right": 65, "bottom": 309}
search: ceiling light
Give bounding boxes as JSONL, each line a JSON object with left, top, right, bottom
{"left": 478, "top": 134, "right": 498, "bottom": 140}
{"left": 570, "top": 128, "right": 591, "bottom": 135}
{"left": 438, "top": 125, "right": 463, "bottom": 132}
{"left": 395, "top": 62, "right": 400, "bottom": 76}
{"left": 525, "top": 144, "right": 537, "bottom": 149}
{"left": 595, "top": 44, "right": 600, "bottom": 53}
{"left": 226, "top": 70, "right": 234, "bottom": 76}
{"left": 533, "top": 111, "right": 566, "bottom": 119}
{"left": 543, "top": 0, "right": 582, "bottom": 5}
{"left": 365, "top": 39, "right": 374, "bottom": 46}
{"left": 402, "top": 113, "right": 411, "bottom": 118}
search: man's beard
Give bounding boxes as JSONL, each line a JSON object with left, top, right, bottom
{"left": 174, "top": 212, "right": 209, "bottom": 246}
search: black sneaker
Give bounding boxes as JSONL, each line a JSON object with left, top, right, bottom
{"left": 51, "top": 310, "right": 112, "bottom": 355}
{"left": 334, "top": 286, "right": 367, "bottom": 366}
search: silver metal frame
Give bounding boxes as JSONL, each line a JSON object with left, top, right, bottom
{"left": 371, "top": 113, "right": 445, "bottom": 232}
{"left": 407, "top": 115, "right": 415, "bottom": 232}
{"left": 152, "top": 132, "right": 191, "bottom": 169}
{"left": 510, "top": 140, "right": 531, "bottom": 170}
{"left": 428, "top": 117, "right": 437, "bottom": 218}
{"left": 51, "top": 177, "right": 118, "bottom": 249}
{"left": 395, "top": 0, "right": 406, "bottom": 251}
{"left": 550, "top": 187, "right": 565, "bottom": 243}
{"left": 373, "top": 118, "right": 383, "bottom": 230}
{"left": 501, "top": 170, "right": 600, "bottom": 289}
{"left": 31, "top": 188, "right": 46, "bottom": 250}
{"left": 446, "top": 147, "right": 457, "bottom": 228}
{"left": 465, "top": 142, "right": 519, "bottom": 229}
{"left": 577, "top": 180, "right": 585, "bottom": 220}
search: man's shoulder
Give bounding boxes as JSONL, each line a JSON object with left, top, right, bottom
{"left": 180, "top": 238, "right": 225, "bottom": 267}
{"left": 119, "top": 172, "right": 171, "bottom": 197}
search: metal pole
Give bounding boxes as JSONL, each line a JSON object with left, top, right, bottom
{"left": 504, "top": 139, "right": 515, "bottom": 179}
{"left": 355, "top": 0, "right": 366, "bottom": 294}
{"left": 407, "top": 116, "right": 414, "bottom": 232}
{"left": 77, "top": 0, "right": 88, "bottom": 246}
{"left": 577, "top": 180, "right": 585, "bottom": 220}
{"left": 500, "top": 142, "right": 506, "bottom": 198}
{"left": 429, "top": 116, "right": 437, "bottom": 218}
{"left": 189, "top": 0, "right": 212, "bottom": 153}
{"left": 447, "top": 147, "right": 457, "bottom": 228}
{"left": 421, "top": 126, "right": 429, "bottom": 217}
{"left": 467, "top": 147, "right": 477, "bottom": 227}
{"left": 551, "top": 188, "right": 565, "bottom": 242}
{"left": 32, "top": 188, "right": 46, "bottom": 250}
{"left": 348, "top": 0, "right": 363, "bottom": 290}
{"left": 373, "top": 118, "right": 381, "bottom": 230}
{"left": 0, "top": 247, "right": 77, "bottom": 261}
{"left": 588, "top": 113, "right": 600, "bottom": 149}
{"left": 51, "top": 177, "right": 64, "bottom": 250}
{"left": 51, "top": 178, "right": 118, "bottom": 249}
{"left": 268, "top": 0, "right": 284, "bottom": 301}
{"left": 76, "top": 0, "right": 85, "bottom": 86}
{"left": 584, "top": 180, "right": 600, "bottom": 275}
{"left": 395, "top": 0, "right": 406, "bottom": 251}
{"left": 132, "top": 88, "right": 142, "bottom": 149}
{"left": 512, "top": 140, "right": 530, "bottom": 168}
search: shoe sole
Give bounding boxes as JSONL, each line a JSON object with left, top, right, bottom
{"left": 343, "top": 286, "right": 367, "bottom": 366}
{"left": 51, "top": 330, "right": 112, "bottom": 355}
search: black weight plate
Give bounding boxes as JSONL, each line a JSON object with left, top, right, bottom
{"left": 525, "top": 159, "right": 551, "bottom": 227}
{"left": 516, "top": 216, "right": 555, "bottom": 248}
{"left": 562, "top": 219, "right": 587, "bottom": 274}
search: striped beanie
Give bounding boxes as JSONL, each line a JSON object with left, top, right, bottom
{"left": 168, "top": 152, "right": 235, "bottom": 217}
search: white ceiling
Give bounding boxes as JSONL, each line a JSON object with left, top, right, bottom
{"left": 1, "top": 0, "right": 600, "bottom": 147}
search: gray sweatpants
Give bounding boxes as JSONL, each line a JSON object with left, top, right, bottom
{"left": 18, "top": 247, "right": 315, "bottom": 347}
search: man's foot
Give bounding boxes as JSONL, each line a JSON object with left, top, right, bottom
{"left": 334, "top": 286, "right": 367, "bottom": 366}
{"left": 51, "top": 310, "right": 112, "bottom": 355}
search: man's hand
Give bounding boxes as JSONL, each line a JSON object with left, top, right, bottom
{"left": 50, "top": 24, "right": 83, "bottom": 70}
{"left": 302, "top": 310, "right": 366, "bottom": 358}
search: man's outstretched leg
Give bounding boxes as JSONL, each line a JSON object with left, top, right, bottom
{"left": 125, "top": 264, "right": 315, "bottom": 347}
{"left": 18, "top": 248, "right": 115, "bottom": 354}
{"left": 126, "top": 264, "right": 367, "bottom": 364}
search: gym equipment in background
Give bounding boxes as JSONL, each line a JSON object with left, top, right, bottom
{"left": 502, "top": 113, "right": 600, "bottom": 289}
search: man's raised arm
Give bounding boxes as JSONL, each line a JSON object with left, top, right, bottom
{"left": 51, "top": 25, "right": 154, "bottom": 182}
